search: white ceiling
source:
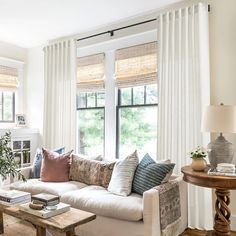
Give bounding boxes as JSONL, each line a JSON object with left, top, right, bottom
{"left": 0, "top": 0, "right": 180, "bottom": 48}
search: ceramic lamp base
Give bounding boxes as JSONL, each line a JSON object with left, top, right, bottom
{"left": 207, "top": 134, "right": 234, "bottom": 169}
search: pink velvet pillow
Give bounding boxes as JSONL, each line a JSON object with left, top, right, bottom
{"left": 40, "top": 148, "right": 72, "bottom": 182}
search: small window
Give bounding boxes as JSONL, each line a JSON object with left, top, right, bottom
{"left": 117, "top": 85, "right": 157, "bottom": 159}
{"left": 0, "top": 92, "right": 15, "bottom": 122}
{"left": 0, "top": 65, "right": 18, "bottom": 123}
{"left": 77, "top": 91, "right": 105, "bottom": 156}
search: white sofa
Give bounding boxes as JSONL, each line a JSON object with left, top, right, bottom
{"left": 10, "top": 167, "right": 188, "bottom": 236}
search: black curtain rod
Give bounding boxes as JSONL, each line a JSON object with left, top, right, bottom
{"left": 77, "top": 18, "right": 156, "bottom": 42}
{"left": 77, "top": 4, "right": 210, "bottom": 42}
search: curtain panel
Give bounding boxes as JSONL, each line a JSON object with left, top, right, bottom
{"left": 157, "top": 2, "right": 213, "bottom": 230}
{"left": 43, "top": 39, "right": 77, "bottom": 151}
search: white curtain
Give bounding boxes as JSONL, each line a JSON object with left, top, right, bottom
{"left": 157, "top": 2, "right": 213, "bottom": 229}
{"left": 43, "top": 39, "right": 77, "bottom": 151}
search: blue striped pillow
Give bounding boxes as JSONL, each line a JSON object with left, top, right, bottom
{"left": 132, "top": 154, "right": 175, "bottom": 195}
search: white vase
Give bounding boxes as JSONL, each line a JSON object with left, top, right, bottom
{"left": 191, "top": 158, "right": 207, "bottom": 171}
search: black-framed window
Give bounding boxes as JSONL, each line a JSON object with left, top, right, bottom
{"left": 0, "top": 91, "right": 15, "bottom": 122}
{"left": 116, "top": 84, "right": 157, "bottom": 159}
{"left": 77, "top": 91, "right": 105, "bottom": 156}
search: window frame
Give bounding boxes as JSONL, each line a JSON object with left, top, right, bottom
{"left": 116, "top": 85, "right": 158, "bottom": 158}
{"left": 76, "top": 91, "right": 105, "bottom": 155}
{"left": 0, "top": 91, "right": 15, "bottom": 123}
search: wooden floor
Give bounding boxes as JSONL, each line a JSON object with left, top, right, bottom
{"left": 1, "top": 215, "right": 236, "bottom": 236}
{"left": 1, "top": 214, "right": 63, "bottom": 236}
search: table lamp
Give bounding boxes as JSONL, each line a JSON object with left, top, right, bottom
{"left": 201, "top": 104, "right": 236, "bottom": 168}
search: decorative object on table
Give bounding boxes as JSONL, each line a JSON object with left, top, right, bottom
{"left": 189, "top": 146, "right": 208, "bottom": 171}
{"left": 15, "top": 114, "right": 26, "bottom": 127}
{"left": 29, "top": 202, "right": 44, "bottom": 210}
{"left": 0, "top": 190, "right": 31, "bottom": 204}
{"left": 31, "top": 193, "right": 60, "bottom": 206}
{"left": 208, "top": 163, "right": 236, "bottom": 176}
{"left": 19, "top": 202, "right": 70, "bottom": 218}
{"left": 0, "top": 132, "right": 26, "bottom": 182}
{"left": 201, "top": 104, "right": 236, "bottom": 168}
{"left": 216, "top": 163, "right": 235, "bottom": 173}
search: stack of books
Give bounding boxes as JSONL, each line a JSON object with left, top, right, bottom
{"left": 0, "top": 190, "right": 31, "bottom": 204}
{"left": 216, "top": 163, "right": 235, "bottom": 173}
{"left": 31, "top": 193, "right": 60, "bottom": 206}
{"left": 208, "top": 163, "right": 236, "bottom": 176}
{"left": 19, "top": 202, "right": 70, "bottom": 218}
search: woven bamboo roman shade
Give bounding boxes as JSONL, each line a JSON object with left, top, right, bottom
{"left": 77, "top": 53, "right": 105, "bottom": 91}
{"left": 115, "top": 42, "right": 157, "bottom": 88}
{"left": 0, "top": 65, "right": 18, "bottom": 89}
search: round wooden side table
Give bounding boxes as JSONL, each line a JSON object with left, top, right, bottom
{"left": 181, "top": 165, "right": 236, "bottom": 236}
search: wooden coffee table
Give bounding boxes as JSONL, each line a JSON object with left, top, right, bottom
{"left": 0, "top": 203, "right": 96, "bottom": 236}
{"left": 182, "top": 165, "right": 236, "bottom": 236}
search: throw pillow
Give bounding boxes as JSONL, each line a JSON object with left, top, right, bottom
{"left": 69, "top": 154, "right": 115, "bottom": 188}
{"left": 74, "top": 153, "right": 103, "bottom": 161}
{"left": 30, "top": 147, "right": 65, "bottom": 178}
{"left": 108, "top": 151, "right": 139, "bottom": 196}
{"left": 40, "top": 148, "right": 72, "bottom": 182}
{"left": 132, "top": 153, "right": 175, "bottom": 195}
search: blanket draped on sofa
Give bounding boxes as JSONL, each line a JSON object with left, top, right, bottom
{"left": 155, "top": 181, "right": 181, "bottom": 236}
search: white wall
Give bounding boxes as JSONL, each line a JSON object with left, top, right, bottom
{"left": 209, "top": 0, "right": 236, "bottom": 226}
{"left": 0, "top": 41, "right": 26, "bottom": 62}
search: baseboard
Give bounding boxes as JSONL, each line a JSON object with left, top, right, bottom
{"left": 231, "top": 215, "right": 236, "bottom": 230}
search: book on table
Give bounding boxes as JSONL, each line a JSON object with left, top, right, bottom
{"left": 31, "top": 193, "right": 60, "bottom": 206}
{"left": 19, "top": 202, "right": 70, "bottom": 218}
{"left": 0, "top": 190, "right": 31, "bottom": 204}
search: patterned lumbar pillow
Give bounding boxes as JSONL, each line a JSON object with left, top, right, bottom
{"left": 132, "top": 153, "right": 175, "bottom": 195}
{"left": 69, "top": 154, "right": 115, "bottom": 188}
{"left": 30, "top": 147, "right": 65, "bottom": 179}
{"left": 108, "top": 151, "right": 139, "bottom": 196}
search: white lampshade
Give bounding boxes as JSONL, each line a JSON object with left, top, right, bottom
{"left": 201, "top": 105, "right": 236, "bottom": 133}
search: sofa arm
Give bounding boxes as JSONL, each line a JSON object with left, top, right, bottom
{"left": 143, "top": 187, "right": 161, "bottom": 236}
{"left": 142, "top": 175, "right": 188, "bottom": 236}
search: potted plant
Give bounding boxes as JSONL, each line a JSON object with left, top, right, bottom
{"left": 0, "top": 132, "right": 26, "bottom": 185}
{"left": 189, "top": 146, "right": 208, "bottom": 171}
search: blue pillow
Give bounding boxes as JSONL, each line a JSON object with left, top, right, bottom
{"left": 132, "top": 153, "right": 175, "bottom": 195}
{"left": 30, "top": 147, "right": 65, "bottom": 179}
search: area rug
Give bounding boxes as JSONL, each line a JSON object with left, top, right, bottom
{"left": 1, "top": 214, "right": 63, "bottom": 236}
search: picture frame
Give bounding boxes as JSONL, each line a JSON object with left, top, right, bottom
{"left": 16, "top": 114, "right": 26, "bottom": 127}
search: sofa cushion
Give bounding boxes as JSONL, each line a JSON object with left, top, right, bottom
{"left": 41, "top": 149, "right": 72, "bottom": 182}
{"left": 69, "top": 155, "right": 115, "bottom": 188}
{"left": 108, "top": 151, "right": 139, "bottom": 196}
{"left": 132, "top": 153, "right": 175, "bottom": 195}
{"left": 61, "top": 185, "right": 143, "bottom": 221}
{"left": 10, "top": 179, "right": 87, "bottom": 196}
{"left": 30, "top": 147, "right": 65, "bottom": 179}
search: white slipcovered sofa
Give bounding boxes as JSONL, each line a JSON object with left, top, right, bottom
{"left": 10, "top": 167, "right": 188, "bottom": 236}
